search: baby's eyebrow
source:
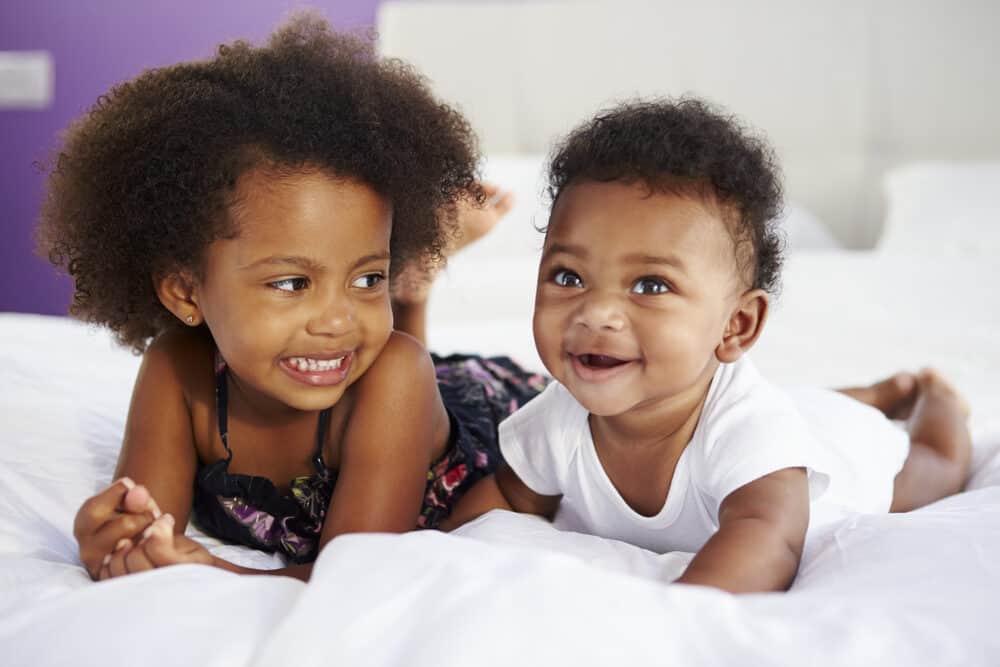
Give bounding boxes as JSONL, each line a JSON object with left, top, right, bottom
{"left": 620, "top": 252, "right": 688, "bottom": 272}
{"left": 541, "top": 242, "right": 589, "bottom": 261}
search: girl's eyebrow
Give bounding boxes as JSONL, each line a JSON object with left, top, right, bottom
{"left": 350, "top": 251, "right": 392, "bottom": 271}
{"left": 241, "top": 251, "right": 390, "bottom": 272}
{"left": 241, "top": 255, "right": 325, "bottom": 271}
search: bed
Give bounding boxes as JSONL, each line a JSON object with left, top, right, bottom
{"left": 2, "top": 158, "right": 999, "bottom": 666}
{"left": 5, "top": 1, "right": 1000, "bottom": 663}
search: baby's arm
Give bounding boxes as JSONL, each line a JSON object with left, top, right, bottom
{"left": 676, "top": 467, "right": 809, "bottom": 593}
{"left": 440, "top": 463, "right": 561, "bottom": 530}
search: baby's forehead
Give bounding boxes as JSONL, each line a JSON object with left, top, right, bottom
{"left": 545, "top": 179, "right": 750, "bottom": 284}
{"left": 549, "top": 181, "right": 731, "bottom": 245}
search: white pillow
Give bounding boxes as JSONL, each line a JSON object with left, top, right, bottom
{"left": 779, "top": 203, "right": 841, "bottom": 252}
{"left": 879, "top": 161, "right": 1000, "bottom": 255}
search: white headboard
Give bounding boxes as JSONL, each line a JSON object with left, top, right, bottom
{"left": 377, "top": 0, "right": 1000, "bottom": 248}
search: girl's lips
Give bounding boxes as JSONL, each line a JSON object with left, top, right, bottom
{"left": 279, "top": 352, "right": 353, "bottom": 386}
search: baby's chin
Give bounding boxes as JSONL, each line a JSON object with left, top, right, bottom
{"left": 556, "top": 377, "right": 639, "bottom": 418}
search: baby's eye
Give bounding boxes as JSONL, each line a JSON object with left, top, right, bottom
{"left": 270, "top": 277, "right": 310, "bottom": 292}
{"left": 553, "top": 269, "right": 583, "bottom": 288}
{"left": 631, "top": 277, "right": 670, "bottom": 295}
{"left": 351, "top": 273, "right": 385, "bottom": 289}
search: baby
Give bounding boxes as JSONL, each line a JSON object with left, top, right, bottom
{"left": 447, "top": 99, "right": 972, "bottom": 593}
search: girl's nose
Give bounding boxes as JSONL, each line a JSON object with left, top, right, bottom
{"left": 306, "top": 292, "right": 357, "bottom": 336}
{"left": 572, "top": 289, "right": 625, "bottom": 332}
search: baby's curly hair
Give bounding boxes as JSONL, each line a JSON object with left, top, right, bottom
{"left": 547, "top": 98, "right": 784, "bottom": 293}
{"left": 37, "top": 13, "right": 480, "bottom": 351}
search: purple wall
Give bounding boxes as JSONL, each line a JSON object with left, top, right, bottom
{"left": 1, "top": 0, "right": 380, "bottom": 315}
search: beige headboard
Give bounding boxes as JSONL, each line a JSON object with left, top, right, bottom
{"left": 377, "top": 0, "right": 1000, "bottom": 248}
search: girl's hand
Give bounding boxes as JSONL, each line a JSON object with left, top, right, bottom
{"left": 74, "top": 477, "right": 162, "bottom": 581}
{"left": 99, "top": 513, "right": 213, "bottom": 580}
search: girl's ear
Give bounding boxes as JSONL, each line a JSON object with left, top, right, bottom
{"left": 155, "top": 272, "right": 203, "bottom": 327}
{"left": 715, "top": 289, "right": 769, "bottom": 363}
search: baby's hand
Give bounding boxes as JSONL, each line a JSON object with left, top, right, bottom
{"left": 74, "top": 477, "right": 162, "bottom": 581}
{"left": 99, "top": 514, "right": 213, "bottom": 580}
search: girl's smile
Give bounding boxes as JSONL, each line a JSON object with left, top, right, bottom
{"left": 279, "top": 352, "right": 354, "bottom": 386}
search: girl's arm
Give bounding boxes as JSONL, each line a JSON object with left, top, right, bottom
{"left": 317, "top": 331, "right": 450, "bottom": 542}
{"left": 76, "top": 329, "right": 202, "bottom": 580}
{"left": 102, "top": 331, "right": 447, "bottom": 581}
{"left": 674, "top": 467, "right": 809, "bottom": 593}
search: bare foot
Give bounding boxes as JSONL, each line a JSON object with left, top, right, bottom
{"left": 889, "top": 368, "right": 973, "bottom": 511}
{"left": 839, "top": 371, "right": 919, "bottom": 420}
{"left": 907, "top": 368, "right": 973, "bottom": 457}
{"left": 391, "top": 182, "right": 514, "bottom": 306}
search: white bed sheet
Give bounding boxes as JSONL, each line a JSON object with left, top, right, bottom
{"left": 3, "top": 163, "right": 1000, "bottom": 666}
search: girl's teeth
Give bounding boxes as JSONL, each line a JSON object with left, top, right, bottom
{"left": 289, "top": 356, "right": 344, "bottom": 372}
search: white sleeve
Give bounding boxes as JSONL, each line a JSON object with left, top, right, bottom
{"left": 498, "top": 383, "right": 570, "bottom": 497}
{"left": 698, "top": 402, "right": 832, "bottom": 507}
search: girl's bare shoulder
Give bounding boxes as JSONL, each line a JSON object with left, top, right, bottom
{"left": 358, "top": 330, "right": 437, "bottom": 390}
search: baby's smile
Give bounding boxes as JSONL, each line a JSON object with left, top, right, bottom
{"left": 568, "top": 350, "right": 639, "bottom": 383}
{"left": 576, "top": 353, "right": 629, "bottom": 369}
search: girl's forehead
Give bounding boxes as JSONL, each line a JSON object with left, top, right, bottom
{"left": 228, "top": 170, "right": 391, "bottom": 238}
{"left": 207, "top": 169, "right": 392, "bottom": 269}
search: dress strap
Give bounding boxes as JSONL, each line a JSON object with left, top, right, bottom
{"left": 215, "top": 350, "right": 332, "bottom": 473}
{"left": 313, "top": 407, "right": 332, "bottom": 474}
{"left": 214, "top": 352, "right": 233, "bottom": 463}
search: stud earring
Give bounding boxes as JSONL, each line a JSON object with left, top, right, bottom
{"left": 186, "top": 315, "right": 195, "bottom": 324}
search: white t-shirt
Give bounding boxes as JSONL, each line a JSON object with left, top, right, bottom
{"left": 499, "top": 357, "right": 909, "bottom": 554}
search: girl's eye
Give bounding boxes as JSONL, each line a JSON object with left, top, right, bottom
{"left": 553, "top": 269, "right": 583, "bottom": 288}
{"left": 351, "top": 273, "right": 385, "bottom": 289}
{"left": 270, "top": 277, "right": 309, "bottom": 292}
{"left": 631, "top": 277, "right": 670, "bottom": 295}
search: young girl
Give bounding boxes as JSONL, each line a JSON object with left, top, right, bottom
{"left": 37, "top": 15, "right": 543, "bottom": 582}
{"left": 447, "top": 99, "right": 973, "bottom": 594}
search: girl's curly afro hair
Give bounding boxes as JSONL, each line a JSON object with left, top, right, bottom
{"left": 547, "top": 98, "right": 785, "bottom": 294}
{"left": 37, "top": 13, "right": 481, "bottom": 352}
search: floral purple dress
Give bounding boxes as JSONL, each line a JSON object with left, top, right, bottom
{"left": 192, "top": 352, "right": 547, "bottom": 563}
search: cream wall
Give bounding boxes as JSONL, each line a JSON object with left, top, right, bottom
{"left": 378, "top": 0, "right": 1000, "bottom": 248}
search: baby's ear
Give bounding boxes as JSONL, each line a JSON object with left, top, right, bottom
{"left": 715, "top": 289, "right": 769, "bottom": 363}
{"left": 154, "top": 271, "right": 203, "bottom": 327}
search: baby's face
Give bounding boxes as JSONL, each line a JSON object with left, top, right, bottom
{"left": 194, "top": 168, "right": 394, "bottom": 414}
{"left": 533, "top": 180, "right": 745, "bottom": 418}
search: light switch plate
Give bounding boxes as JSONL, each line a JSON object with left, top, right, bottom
{"left": 0, "top": 51, "right": 54, "bottom": 109}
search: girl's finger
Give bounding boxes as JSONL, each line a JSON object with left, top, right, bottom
{"left": 98, "top": 556, "right": 111, "bottom": 581}
{"left": 106, "top": 542, "right": 132, "bottom": 579}
{"left": 122, "top": 485, "right": 162, "bottom": 519}
{"left": 141, "top": 515, "right": 178, "bottom": 567}
{"left": 74, "top": 477, "right": 136, "bottom": 538}
{"left": 80, "top": 512, "right": 154, "bottom": 578}
{"left": 124, "top": 540, "right": 156, "bottom": 573}
{"left": 90, "top": 511, "right": 156, "bottom": 556}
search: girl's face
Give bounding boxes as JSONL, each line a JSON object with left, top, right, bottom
{"left": 533, "top": 180, "right": 744, "bottom": 420}
{"left": 193, "top": 168, "right": 393, "bottom": 414}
